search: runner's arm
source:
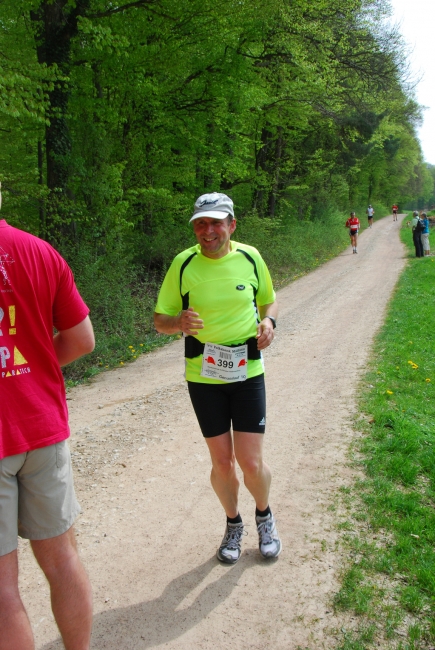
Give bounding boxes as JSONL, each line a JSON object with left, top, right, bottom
{"left": 154, "top": 308, "right": 204, "bottom": 336}
{"left": 256, "top": 301, "right": 278, "bottom": 350}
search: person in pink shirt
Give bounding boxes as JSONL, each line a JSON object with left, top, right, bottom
{"left": 0, "top": 183, "right": 95, "bottom": 650}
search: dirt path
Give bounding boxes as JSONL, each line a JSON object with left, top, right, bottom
{"left": 19, "top": 215, "right": 407, "bottom": 649}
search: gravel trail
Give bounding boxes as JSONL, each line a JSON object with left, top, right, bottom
{"left": 19, "top": 215, "right": 407, "bottom": 649}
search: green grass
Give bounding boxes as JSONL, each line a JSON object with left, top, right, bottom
{"left": 333, "top": 216, "right": 435, "bottom": 649}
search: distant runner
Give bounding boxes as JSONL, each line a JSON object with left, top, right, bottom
{"left": 392, "top": 204, "right": 399, "bottom": 222}
{"left": 366, "top": 205, "right": 375, "bottom": 228}
{"left": 346, "top": 211, "right": 360, "bottom": 254}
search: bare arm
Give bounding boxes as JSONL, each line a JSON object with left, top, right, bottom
{"left": 256, "top": 301, "right": 278, "bottom": 351}
{"left": 53, "top": 316, "right": 95, "bottom": 367}
{"left": 154, "top": 307, "right": 204, "bottom": 337}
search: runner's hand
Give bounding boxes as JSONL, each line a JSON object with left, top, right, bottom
{"left": 179, "top": 307, "right": 204, "bottom": 336}
{"left": 256, "top": 319, "right": 274, "bottom": 350}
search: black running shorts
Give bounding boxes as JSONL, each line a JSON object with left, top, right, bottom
{"left": 187, "top": 374, "right": 266, "bottom": 438}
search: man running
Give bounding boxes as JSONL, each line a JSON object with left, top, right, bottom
{"left": 392, "top": 204, "right": 399, "bottom": 221}
{"left": 154, "top": 192, "right": 281, "bottom": 564}
{"left": 366, "top": 205, "right": 375, "bottom": 228}
{"left": 346, "top": 211, "right": 360, "bottom": 254}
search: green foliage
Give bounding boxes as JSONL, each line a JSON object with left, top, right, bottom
{"left": 61, "top": 204, "right": 351, "bottom": 381}
{"left": 62, "top": 241, "right": 174, "bottom": 381}
{"left": 1, "top": 0, "right": 433, "bottom": 383}
{"left": 1, "top": 0, "right": 432, "bottom": 239}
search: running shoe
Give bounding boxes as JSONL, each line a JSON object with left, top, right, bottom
{"left": 217, "top": 522, "right": 245, "bottom": 564}
{"left": 256, "top": 512, "right": 282, "bottom": 558}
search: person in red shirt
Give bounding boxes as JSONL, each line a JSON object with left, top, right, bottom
{"left": 0, "top": 183, "right": 95, "bottom": 649}
{"left": 345, "top": 211, "right": 360, "bottom": 254}
{"left": 392, "top": 204, "right": 399, "bottom": 221}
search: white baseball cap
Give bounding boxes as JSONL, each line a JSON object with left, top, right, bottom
{"left": 190, "top": 192, "right": 234, "bottom": 222}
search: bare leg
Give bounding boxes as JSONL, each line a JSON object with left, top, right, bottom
{"left": 0, "top": 550, "right": 34, "bottom": 650}
{"left": 31, "top": 527, "right": 92, "bottom": 650}
{"left": 234, "top": 431, "right": 271, "bottom": 511}
{"left": 205, "top": 431, "right": 240, "bottom": 518}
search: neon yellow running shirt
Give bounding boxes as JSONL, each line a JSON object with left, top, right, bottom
{"left": 155, "top": 240, "right": 276, "bottom": 383}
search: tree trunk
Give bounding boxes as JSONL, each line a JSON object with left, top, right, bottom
{"left": 268, "top": 126, "right": 283, "bottom": 218}
{"left": 30, "top": 0, "right": 91, "bottom": 242}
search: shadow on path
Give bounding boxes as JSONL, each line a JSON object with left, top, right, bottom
{"left": 40, "top": 555, "right": 253, "bottom": 649}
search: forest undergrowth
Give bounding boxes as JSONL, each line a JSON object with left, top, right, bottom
{"left": 63, "top": 204, "right": 378, "bottom": 384}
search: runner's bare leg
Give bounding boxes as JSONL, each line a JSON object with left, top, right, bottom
{"left": 234, "top": 431, "right": 271, "bottom": 511}
{"left": 205, "top": 431, "right": 240, "bottom": 518}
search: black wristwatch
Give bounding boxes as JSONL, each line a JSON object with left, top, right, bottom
{"left": 266, "top": 316, "right": 277, "bottom": 329}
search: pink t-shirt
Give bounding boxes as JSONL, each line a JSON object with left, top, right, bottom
{"left": 0, "top": 220, "right": 89, "bottom": 458}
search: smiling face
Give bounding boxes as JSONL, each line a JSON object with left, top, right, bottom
{"left": 192, "top": 216, "right": 237, "bottom": 259}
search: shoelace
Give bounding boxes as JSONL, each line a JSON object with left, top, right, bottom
{"left": 257, "top": 519, "right": 275, "bottom": 545}
{"left": 222, "top": 526, "right": 245, "bottom": 549}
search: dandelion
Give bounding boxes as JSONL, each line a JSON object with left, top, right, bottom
{"left": 128, "top": 345, "right": 133, "bottom": 349}
{"left": 120, "top": 361, "right": 124, "bottom": 365}
{"left": 140, "top": 344, "right": 144, "bottom": 347}
{"left": 426, "top": 378, "right": 431, "bottom": 383}
{"left": 386, "top": 390, "right": 393, "bottom": 395}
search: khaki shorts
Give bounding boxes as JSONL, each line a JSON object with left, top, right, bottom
{"left": 0, "top": 441, "right": 80, "bottom": 556}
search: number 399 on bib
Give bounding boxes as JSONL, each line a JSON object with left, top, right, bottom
{"left": 200, "top": 342, "right": 248, "bottom": 383}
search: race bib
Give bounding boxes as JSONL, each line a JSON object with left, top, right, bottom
{"left": 200, "top": 342, "right": 248, "bottom": 383}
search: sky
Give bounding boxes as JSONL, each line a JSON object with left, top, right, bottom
{"left": 388, "top": 0, "right": 435, "bottom": 164}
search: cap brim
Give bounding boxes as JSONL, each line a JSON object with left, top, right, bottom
{"left": 190, "top": 211, "right": 230, "bottom": 222}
